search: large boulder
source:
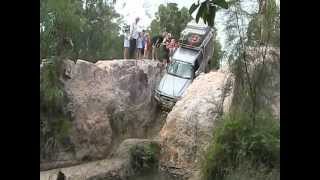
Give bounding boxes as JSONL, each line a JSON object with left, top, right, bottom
{"left": 159, "top": 71, "right": 234, "bottom": 178}
{"left": 62, "top": 59, "right": 165, "bottom": 162}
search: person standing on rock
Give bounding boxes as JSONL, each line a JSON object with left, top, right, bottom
{"left": 144, "top": 32, "right": 152, "bottom": 59}
{"left": 123, "top": 27, "right": 130, "bottom": 59}
{"left": 162, "top": 33, "right": 172, "bottom": 66}
{"left": 136, "top": 32, "right": 144, "bottom": 59}
{"left": 151, "top": 32, "right": 166, "bottom": 61}
{"left": 129, "top": 17, "right": 140, "bottom": 59}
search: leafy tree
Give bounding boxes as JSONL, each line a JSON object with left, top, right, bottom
{"left": 150, "top": 3, "right": 192, "bottom": 38}
{"left": 223, "top": 0, "right": 280, "bottom": 120}
{"left": 74, "top": 0, "right": 122, "bottom": 61}
{"left": 201, "top": 0, "right": 280, "bottom": 179}
{"left": 40, "top": 0, "right": 123, "bottom": 61}
{"left": 40, "top": 57, "right": 73, "bottom": 161}
{"left": 246, "top": 0, "right": 280, "bottom": 47}
{"left": 150, "top": 16, "right": 161, "bottom": 37}
{"left": 189, "top": 0, "right": 229, "bottom": 27}
{"left": 40, "top": 0, "right": 84, "bottom": 59}
{"left": 40, "top": 0, "right": 124, "bottom": 162}
{"left": 201, "top": 110, "right": 280, "bottom": 180}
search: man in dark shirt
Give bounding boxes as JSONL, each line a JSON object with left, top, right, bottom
{"left": 151, "top": 32, "right": 166, "bottom": 60}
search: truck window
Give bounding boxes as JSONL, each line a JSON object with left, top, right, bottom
{"left": 167, "top": 60, "right": 193, "bottom": 79}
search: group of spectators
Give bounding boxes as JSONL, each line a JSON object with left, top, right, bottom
{"left": 123, "top": 17, "right": 179, "bottom": 66}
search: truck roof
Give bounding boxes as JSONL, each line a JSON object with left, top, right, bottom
{"left": 172, "top": 48, "right": 199, "bottom": 65}
{"left": 186, "top": 20, "right": 209, "bottom": 29}
{"left": 179, "top": 21, "right": 213, "bottom": 50}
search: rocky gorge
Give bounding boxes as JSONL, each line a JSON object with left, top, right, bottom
{"left": 40, "top": 48, "right": 279, "bottom": 180}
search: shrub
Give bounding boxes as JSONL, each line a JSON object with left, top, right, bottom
{"left": 40, "top": 57, "right": 73, "bottom": 160}
{"left": 129, "top": 143, "right": 160, "bottom": 173}
{"left": 224, "top": 161, "right": 280, "bottom": 180}
{"left": 201, "top": 110, "right": 279, "bottom": 180}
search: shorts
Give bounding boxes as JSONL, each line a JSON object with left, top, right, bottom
{"left": 124, "top": 40, "right": 130, "bottom": 48}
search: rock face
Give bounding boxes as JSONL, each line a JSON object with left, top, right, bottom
{"left": 61, "top": 59, "right": 165, "bottom": 162}
{"left": 159, "top": 71, "right": 234, "bottom": 178}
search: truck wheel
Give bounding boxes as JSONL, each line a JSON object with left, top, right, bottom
{"left": 205, "top": 61, "right": 210, "bottom": 73}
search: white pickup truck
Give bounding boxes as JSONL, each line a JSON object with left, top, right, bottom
{"left": 155, "top": 21, "right": 215, "bottom": 109}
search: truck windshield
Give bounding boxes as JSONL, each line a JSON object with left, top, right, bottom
{"left": 167, "top": 60, "right": 193, "bottom": 79}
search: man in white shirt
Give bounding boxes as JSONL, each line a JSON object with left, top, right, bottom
{"left": 123, "top": 27, "right": 130, "bottom": 59}
{"left": 129, "top": 17, "right": 140, "bottom": 59}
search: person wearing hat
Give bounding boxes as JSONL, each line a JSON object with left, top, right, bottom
{"left": 129, "top": 17, "right": 140, "bottom": 59}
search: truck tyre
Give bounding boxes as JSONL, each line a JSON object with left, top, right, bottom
{"left": 205, "top": 60, "right": 210, "bottom": 73}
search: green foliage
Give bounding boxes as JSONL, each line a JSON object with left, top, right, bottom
{"left": 224, "top": 0, "right": 280, "bottom": 60}
{"left": 190, "top": 0, "right": 229, "bottom": 27}
{"left": 40, "top": 0, "right": 124, "bottom": 159}
{"left": 223, "top": 0, "right": 280, "bottom": 121}
{"left": 40, "top": 0, "right": 83, "bottom": 58}
{"left": 201, "top": 110, "right": 279, "bottom": 180}
{"left": 230, "top": 49, "right": 279, "bottom": 119}
{"left": 150, "top": 19, "right": 161, "bottom": 37}
{"left": 246, "top": 0, "right": 280, "bottom": 46}
{"left": 40, "top": 58, "right": 65, "bottom": 112}
{"left": 224, "top": 161, "right": 280, "bottom": 180}
{"left": 40, "top": 57, "right": 73, "bottom": 160}
{"left": 201, "top": 1, "right": 280, "bottom": 178}
{"left": 214, "top": 0, "right": 229, "bottom": 9}
{"left": 129, "top": 143, "right": 160, "bottom": 173}
{"left": 150, "top": 3, "right": 192, "bottom": 38}
{"left": 40, "top": 0, "right": 123, "bottom": 61}
{"left": 189, "top": 3, "right": 200, "bottom": 15}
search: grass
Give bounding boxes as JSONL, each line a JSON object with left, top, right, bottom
{"left": 224, "top": 161, "right": 280, "bottom": 180}
{"left": 201, "top": 110, "right": 280, "bottom": 180}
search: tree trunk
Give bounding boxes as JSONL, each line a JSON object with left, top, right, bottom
{"left": 258, "top": 0, "right": 267, "bottom": 15}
